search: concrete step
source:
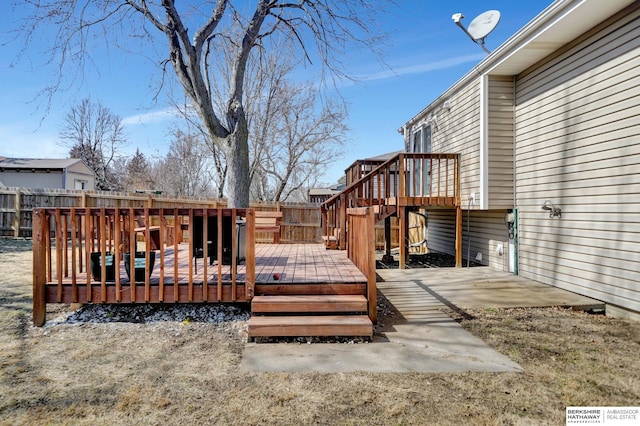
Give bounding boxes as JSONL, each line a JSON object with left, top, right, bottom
{"left": 252, "top": 295, "right": 368, "bottom": 314}
{"left": 248, "top": 315, "right": 373, "bottom": 338}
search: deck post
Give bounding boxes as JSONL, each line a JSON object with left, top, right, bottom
{"left": 382, "top": 216, "right": 393, "bottom": 263}
{"left": 32, "top": 209, "right": 47, "bottom": 326}
{"left": 366, "top": 207, "right": 377, "bottom": 323}
{"left": 14, "top": 189, "right": 21, "bottom": 237}
{"left": 399, "top": 206, "right": 408, "bottom": 269}
{"left": 455, "top": 205, "right": 463, "bottom": 267}
{"left": 245, "top": 209, "right": 256, "bottom": 299}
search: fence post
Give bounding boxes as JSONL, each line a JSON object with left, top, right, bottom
{"left": 366, "top": 207, "right": 377, "bottom": 323}
{"left": 339, "top": 194, "right": 346, "bottom": 250}
{"left": 14, "top": 189, "right": 21, "bottom": 237}
{"left": 32, "top": 209, "right": 47, "bottom": 326}
{"left": 245, "top": 208, "right": 256, "bottom": 299}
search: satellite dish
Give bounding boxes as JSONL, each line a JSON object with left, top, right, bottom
{"left": 467, "top": 10, "right": 501, "bottom": 40}
{"left": 452, "top": 10, "right": 501, "bottom": 54}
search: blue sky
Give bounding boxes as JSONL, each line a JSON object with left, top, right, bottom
{"left": 0, "top": 1, "right": 552, "bottom": 184}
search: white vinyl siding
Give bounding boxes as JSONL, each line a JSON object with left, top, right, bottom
{"left": 67, "top": 162, "right": 95, "bottom": 190}
{"left": 514, "top": 5, "right": 640, "bottom": 313}
{"left": 427, "top": 209, "right": 510, "bottom": 269}
{"left": 410, "top": 79, "right": 481, "bottom": 206}
{"left": 487, "top": 76, "right": 515, "bottom": 210}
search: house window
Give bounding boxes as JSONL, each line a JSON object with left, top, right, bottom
{"left": 410, "top": 125, "right": 432, "bottom": 195}
{"left": 412, "top": 125, "right": 432, "bottom": 153}
{"left": 412, "top": 128, "right": 421, "bottom": 153}
{"left": 74, "top": 179, "right": 87, "bottom": 190}
{"left": 423, "top": 125, "right": 432, "bottom": 153}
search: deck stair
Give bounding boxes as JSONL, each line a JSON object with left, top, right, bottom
{"left": 373, "top": 203, "right": 397, "bottom": 222}
{"left": 248, "top": 294, "right": 373, "bottom": 340}
{"left": 321, "top": 152, "right": 461, "bottom": 250}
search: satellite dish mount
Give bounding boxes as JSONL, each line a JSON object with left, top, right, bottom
{"left": 452, "top": 10, "right": 501, "bottom": 54}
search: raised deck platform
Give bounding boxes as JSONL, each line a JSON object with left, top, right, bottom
{"left": 34, "top": 207, "right": 376, "bottom": 338}
{"left": 46, "top": 243, "right": 367, "bottom": 292}
{"left": 41, "top": 243, "right": 373, "bottom": 339}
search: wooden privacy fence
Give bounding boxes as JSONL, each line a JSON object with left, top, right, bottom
{"left": 32, "top": 207, "right": 256, "bottom": 326}
{"left": 346, "top": 207, "right": 377, "bottom": 322}
{"left": 0, "top": 188, "right": 321, "bottom": 243}
{"left": 1, "top": 188, "right": 407, "bottom": 248}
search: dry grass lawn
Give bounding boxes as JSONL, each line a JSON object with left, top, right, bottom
{"left": 1, "top": 238, "right": 639, "bottom": 425}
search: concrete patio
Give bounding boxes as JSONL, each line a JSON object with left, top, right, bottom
{"left": 240, "top": 266, "right": 602, "bottom": 373}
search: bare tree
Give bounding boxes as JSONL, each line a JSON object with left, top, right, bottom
{"left": 206, "top": 33, "right": 346, "bottom": 202}
{"left": 260, "top": 82, "right": 347, "bottom": 202}
{"left": 151, "top": 129, "right": 216, "bottom": 198}
{"left": 15, "top": 0, "right": 387, "bottom": 207}
{"left": 60, "top": 98, "right": 126, "bottom": 190}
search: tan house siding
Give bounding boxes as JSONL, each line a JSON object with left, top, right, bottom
{"left": 487, "top": 76, "right": 515, "bottom": 210}
{"left": 426, "top": 209, "right": 510, "bottom": 269}
{"left": 442, "top": 80, "right": 480, "bottom": 203}
{"left": 410, "top": 79, "right": 481, "bottom": 206}
{"left": 66, "top": 161, "right": 95, "bottom": 190}
{"left": 408, "top": 76, "right": 515, "bottom": 269}
{"left": 514, "top": 6, "right": 640, "bottom": 312}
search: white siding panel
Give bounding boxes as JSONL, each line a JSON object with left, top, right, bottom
{"left": 515, "top": 6, "right": 640, "bottom": 313}
{"left": 418, "top": 79, "right": 481, "bottom": 204}
{"left": 427, "top": 209, "right": 511, "bottom": 270}
{"left": 487, "top": 76, "right": 515, "bottom": 209}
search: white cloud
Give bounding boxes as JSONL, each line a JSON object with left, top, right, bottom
{"left": 122, "top": 107, "right": 177, "bottom": 126}
{"left": 357, "top": 53, "right": 485, "bottom": 82}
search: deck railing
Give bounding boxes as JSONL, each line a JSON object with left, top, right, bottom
{"left": 321, "top": 152, "right": 460, "bottom": 249}
{"left": 32, "top": 207, "right": 256, "bottom": 326}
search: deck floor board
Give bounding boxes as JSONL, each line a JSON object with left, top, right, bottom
{"left": 46, "top": 243, "right": 366, "bottom": 287}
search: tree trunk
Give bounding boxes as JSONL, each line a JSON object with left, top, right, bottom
{"left": 224, "top": 131, "right": 250, "bottom": 208}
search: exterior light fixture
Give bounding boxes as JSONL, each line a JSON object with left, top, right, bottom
{"left": 541, "top": 200, "right": 561, "bottom": 218}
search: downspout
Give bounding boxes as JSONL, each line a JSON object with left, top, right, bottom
{"left": 511, "top": 74, "right": 519, "bottom": 275}
{"left": 479, "top": 74, "right": 489, "bottom": 210}
{"left": 467, "top": 197, "right": 472, "bottom": 267}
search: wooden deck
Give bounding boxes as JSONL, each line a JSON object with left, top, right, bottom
{"left": 34, "top": 207, "right": 376, "bottom": 338}
{"left": 254, "top": 243, "right": 366, "bottom": 284}
{"left": 44, "top": 243, "right": 366, "bottom": 287}
{"left": 42, "top": 243, "right": 368, "bottom": 307}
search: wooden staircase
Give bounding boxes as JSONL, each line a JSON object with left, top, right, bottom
{"left": 320, "top": 152, "right": 461, "bottom": 250}
{"left": 248, "top": 295, "right": 373, "bottom": 340}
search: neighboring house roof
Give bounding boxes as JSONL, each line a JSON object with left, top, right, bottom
{"left": 344, "top": 150, "right": 402, "bottom": 174}
{"left": 0, "top": 158, "right": 85, "bottom": 170}
{"left": 400, "top": 0, "right": 636, "bottom": 130}
{"left": 308, "top": 188, "right": 340, "bottom": 196}
{"left": 361, "top": 151, "right": 403, "bottom": 163}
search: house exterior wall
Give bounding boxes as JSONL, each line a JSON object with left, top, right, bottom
{"left": 514, "top": 5, "right": 640, "bottom": 313}
{"left": 0, "top": 171, "right": 65, "bottom": 189}
{"left": 487, "top": 75, "right": 515, "bottom": 210}
{"left": 426, "top": 209, "right": 510, "bottom": 270}
{"left": 407, "top": 79, "right": 482, "bottom": 204}
{"left": 66, "top": 162, "right": 95, "bottom": 190}
{"left": 404, "top": 74, "right": 516, "bottom": 269}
